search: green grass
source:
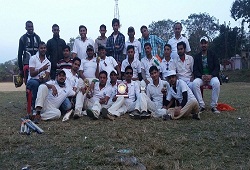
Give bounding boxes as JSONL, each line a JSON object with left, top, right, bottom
{"left": 0, "top": 82, "right": 250, "bottom": 169}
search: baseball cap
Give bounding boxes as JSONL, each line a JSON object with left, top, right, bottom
{"left": 98, "top": 45, "right": 106, "bottom": 51}
{"left": 128, "top": 26, "right": 135, "bottom": 32}
{"left": 57, "top": 69, "right": 66, "bottom": 76}
{"left": 86, "top": 45, "right": 94, "bottom": 51}
{"left": 166, "top": 70, "right": 176, "bottom": 77}
{"left": 200, "top": 36, "right": 209, "bottom": 42}
{"left": 110, "top": 70, "right": 117, "bottom": 75}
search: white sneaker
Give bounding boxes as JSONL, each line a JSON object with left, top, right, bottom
{"left": 211, "top": 107, "right": 220, "bottom": 114}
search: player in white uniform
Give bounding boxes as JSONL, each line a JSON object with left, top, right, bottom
{"left": 33, "top": 70, "right": 75, "bottom": 122}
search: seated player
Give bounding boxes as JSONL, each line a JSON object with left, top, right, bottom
{"left": 163, "top": 70, "right": 200, "bottom": 120}
{"left": 33, "top": 70, "right": 75, "bottom": 123}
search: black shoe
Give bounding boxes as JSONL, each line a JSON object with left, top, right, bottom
{"left": 129, "top": 110, "right": 141, "bottom": 119}
{"left": 200, "top": 107, "right": 206, "bottom": 112}
{"left": 140, "top": 111, "right": 151, "bottom": 119}
{"left": 101, "top": 108, "right": 115, "bottom": 121}
{"left": 86, "top": 109, "right": 98, "bottom": 120}
{"left": 192, "top": 112, "right": 201, "bottom": 120}
{"left": 162, "top": 114, "right": 172, "bottom": 121}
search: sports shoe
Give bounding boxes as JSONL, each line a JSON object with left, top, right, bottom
{"left": 140, "top": 111, "right": 151, "bottom": 119}
{"left": 192, "top": 112, "right": 201, "bottom": 120}
{"left": 86, "top": 109, "right": 99, "bottom": 120}
{"left": 211, "top": 107, "right": 220, "bottom": 114}
{"left": 200, "top": 107, "right": 206, "bottom": 112}
{"left": 101, "top": 108, "right": 115, "bottom": 121}
{"left": 162, "top": 114, "right": 172, "bottom": 121}
{"left": 129, "top": 110, "right": 141, "bottom": 119}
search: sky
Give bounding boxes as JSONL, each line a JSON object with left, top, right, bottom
{"left": 0, "top": 0, "right": 242, "bottom": 63}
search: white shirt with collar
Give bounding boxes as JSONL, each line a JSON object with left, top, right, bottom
{"left": 44, "top": 80, "right": 75, "bottom": 109}
{"left": 175, "top": 54, "right": 194, "bottom": 84}
{"left": 124, "top": 80, "right": 140, "bottom": 106}
{"left": 123, "top": 38, "right": 142, "bottom": 60}
{"left": 160, "top": 58, "right": 176, "bottom": 79}
{"left": 72, "top": 38, "right": 95, "bottom": 60}
{"left": 99, "top": 56, "right": 118, "bottom": 77}
{"left": 141, "top": 56, "right": 160, "bottom": 79}
{"left": 168, "top": 35, "right": 191, "bottom": 60}
{"left": 147, "top": 79, "right": 170, "bottom": 108}
{"left": 91, "top": 82, "right": 112, "bottom": 102}
{"left": 63, "top": 68, "right": 79, "bottom": 89}
{"left": 167, "top": 79, "right": 196, "bottom": 103}
{"left": 121, "top": 58, "right": 141, "bottom": 79}
{"left": 28, "top": 52, "right": 51, "bottom": 80}
{"left": 80, "top": 57, "right": 97, "bottom": 78}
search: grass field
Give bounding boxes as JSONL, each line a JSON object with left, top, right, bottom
{"left": 0, "top": 82, "right": 250, "bottom": 170}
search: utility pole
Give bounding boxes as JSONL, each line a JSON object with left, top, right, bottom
{"left": 114, "top": 0, "right": 120, "bottom": 20}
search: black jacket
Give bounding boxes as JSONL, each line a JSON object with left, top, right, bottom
{"left": 193, "top": 50, "right": 220, "bottom": 79}
{"left": 46, "top": 36, "right": 66, "bottom": 69}
{"left": 18, "top": 33, "right": 41, "bottom": 70}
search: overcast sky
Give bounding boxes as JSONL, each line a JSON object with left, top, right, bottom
{"left": 0, "top": 0, "right": 242, "bottom": 63}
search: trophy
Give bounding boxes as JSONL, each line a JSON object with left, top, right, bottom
{"left": 116, "top": 80, "right": 128, "bottom": 97}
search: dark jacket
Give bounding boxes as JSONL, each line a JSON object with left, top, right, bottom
{"left": 193, "top": 50, "right": 220, "bottom": 79}
{"left": 46, "top": 36, "right": 66, "bottom": 69}
{"left": 18, "top": 33, "right": 41, "bottom": 70}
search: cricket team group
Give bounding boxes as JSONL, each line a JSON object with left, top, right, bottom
{"left": 17, "top": 18, "right": 220, "bottom": 123}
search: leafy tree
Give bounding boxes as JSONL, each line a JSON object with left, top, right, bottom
{"left": 148, "top": 19, "right": 175, "bottom": 41}
{"left": 209, "top": 24, "right": 242, "bottom": 60}
{"left": 183, "top": 13, "right": 219, "bottom": 39}
{"left": 231, "top": 0, "right": 250, "bottom": 27}
{"left": 182, "top": 13, "right": 220, "bottom": 55}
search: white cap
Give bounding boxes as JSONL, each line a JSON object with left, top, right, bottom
{"left": 166, "top": 70, "right": 176, "bottom": 77}
{"left": 200, "top": 36, "right": 209, "bottom": 42}
{"left": 110, "top": 69, "right": 117, "bottom": 74}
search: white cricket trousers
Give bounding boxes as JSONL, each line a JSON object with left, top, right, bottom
{"left": 35, "top": 84, "right": 61, "bottom": 120}
{"left": 139, "top": 93, "right": 167, "bottom": 118}
{"left": 192, "top": 77, "right": 220, "bottom": 108}
{"left": 108, "top": 97, "right": 140, "bottom": 116}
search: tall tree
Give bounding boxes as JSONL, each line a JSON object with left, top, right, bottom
{"left": 231, "top": 0, "right": 250, "bottom": 27}
{"left": 209, "top": 24, "right": 242, "bottom": 60}
{"left": 182, "top": 13, "right": 220, "bottom": 55}
{"left": 148, "top": 19, "right": 175, "bottom": 41}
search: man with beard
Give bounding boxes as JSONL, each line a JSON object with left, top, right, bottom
{"left": 33, "top": 69, "right": 75, "bottom": 122}
{"left": 47, "top": 24, "right": 66, "bottom": 80}
{"left": 192, "top": 36, "right": 220, "bottom": 114}
{"left": 175, "top": 41, "right": 194, "bottom": 89}
{"left": 18, "top": 21, "right": 41, "bottom": 84}
{"left": 26, "top": 42, "right": 51, "bottom": 113}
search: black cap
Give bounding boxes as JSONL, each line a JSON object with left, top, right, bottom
{"left": 128, "top": 26, "right": 135, "bottom": 32}
{"left": 98, "top": 45, "right": 106, "bottom": 51}
{"left": 86, "top": 44, "right": 94, "bottom": 51}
